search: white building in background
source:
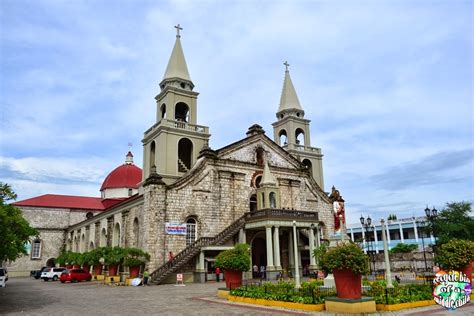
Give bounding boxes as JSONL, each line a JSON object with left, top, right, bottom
{"left": 346, "top": 216, "right": 436, "bottom": 254}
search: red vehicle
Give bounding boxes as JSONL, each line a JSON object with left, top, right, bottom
{"left": 60, "top": 269, "right": 92, "bottom": 283}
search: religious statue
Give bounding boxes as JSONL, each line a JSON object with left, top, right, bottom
{"left": 329, "top": 186, "right": 345, "bottom": 235}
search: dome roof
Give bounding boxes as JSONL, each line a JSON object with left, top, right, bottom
{"left": 100, "top": 152, "right": 142, "bottom": 191}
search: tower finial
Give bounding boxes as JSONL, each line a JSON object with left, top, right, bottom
{"left": 174, "top": 24, "right": 183, "bottom": 38}
{"left": 283, "top": 61, "right": 290, "bottom": 72}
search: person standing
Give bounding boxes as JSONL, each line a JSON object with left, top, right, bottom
{"left": 260, "top": 265, "right": 266, "bottom": 280}
{"left": 215, "top": 267, "right": 221, "bottom": 282}
{"left": 168, "top": 251, "right": 174, "bottom": 262}
{"left": 143, "top": 269, "right": 149, "bottom": 286}
{"left": 253, "top": 264, "right": 258, "bottom": 279}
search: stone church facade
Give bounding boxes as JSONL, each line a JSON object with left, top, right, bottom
{"left": 11, "top": 27, "right": 338, "bottom": 283}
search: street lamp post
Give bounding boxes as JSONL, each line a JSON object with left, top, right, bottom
{"left": 360, "top": 215, "right": 375, "bottom": 275}
{"left": 416, "top": 220, "right": 428, "bottom": 272}
{"left": 424, "top": 206, "right": 438, "bottom": 245}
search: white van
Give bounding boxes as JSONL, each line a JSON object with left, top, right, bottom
{"left": 0, "top": 268, "right": 8, "bottom": 288}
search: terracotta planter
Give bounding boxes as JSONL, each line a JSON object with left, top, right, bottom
{"left": 224, "top": 269, "right": 242, "bottom": 289}
{"left": 333, "top": 269, "right": 362, "bottom": 299}
{"left": 129, "top": 266, "right": 140, "bottom": 278}
{"left": 82, "top": 264, "right": 90, "bottom": 273}
{"left": 94, "top": 265, "right": 103, "bottom": 275}
{"left": 108, "top": 264, "right": 119, "bottom": 276}
{"left": 73, "top": 264, "right": 80, "bottom": 269}
{"left": 66, "top": 265, "right": 73, "bottom": 269}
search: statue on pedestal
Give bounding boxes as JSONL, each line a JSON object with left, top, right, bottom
{"left": 329, "top": 186, "right": 346, "bottom": 236}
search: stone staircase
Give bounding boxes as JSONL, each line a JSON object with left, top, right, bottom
{"left": 150, "top": 214, "right": 247, "bottom": 284}
{"left": 177, "top": 158, "right": 190, "bottom": 173}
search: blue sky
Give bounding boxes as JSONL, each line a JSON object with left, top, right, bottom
{"left": 1, "top": 0, "right": 472, "bottom": 224}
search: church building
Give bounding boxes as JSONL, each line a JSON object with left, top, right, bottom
{"left": 10, "top": 26, "right": 340, "bottom": 283}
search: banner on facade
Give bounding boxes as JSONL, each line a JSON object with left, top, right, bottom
{"left": 165, "top": 223, "right": 187, "bottom": 235}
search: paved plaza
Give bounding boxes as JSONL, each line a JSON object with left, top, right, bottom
{"left": 1, "top": 278, "right": 473, "bottom": 315}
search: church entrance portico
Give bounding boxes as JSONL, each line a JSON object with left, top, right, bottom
{"left": 244, "top": 209, "right": 320, "bottom": 280}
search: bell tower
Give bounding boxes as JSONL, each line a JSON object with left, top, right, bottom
{"left": 142, "top": 25, "right": 210, "bottom": 183}
{"left": 272, "top": 62, "right": 324, "bottom": 189}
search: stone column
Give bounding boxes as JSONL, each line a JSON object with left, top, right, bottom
{"left": 273, "top": 226, "right": 281, "bottom": 271}
{"left": 265, "top": 226, "right": 274, "bottom": 272}
{"left": 121, "top": 210, "right": 129, "bottom": 247}
{"left": 238, "top": 228, "right": 245, "bottom": 244}
{"left": 288, "top": 230, "right": 294, "bottom": 270}
{"left": 94, "top": 222, "right": 100, "bottom": 248}
{"left": 292, "top": 221, "right": 301, "bottom": 288}
{"left": 194, "top": 251, "right": 206, "bottom": 283}
{"left": 350, "top": 228, "right": 354, "bottom": 242}
{"left": 386, "top": 222, "right": 391, "bottom": 250}
{"left": 309, "top": 226, "right": 317, "bottom": 270}
{"left": 106, "top": 217, "right": 113, "bottom": 247}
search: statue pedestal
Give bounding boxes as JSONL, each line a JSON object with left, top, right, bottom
{"left": 324, "top": 273, "right": 335, "bottom": 287}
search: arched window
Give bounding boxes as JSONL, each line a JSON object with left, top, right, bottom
{"left": 175, "top": 102, "right": 189, "bottom": 122}
{"left": 302, "top": 159, "right": 312, "bottom": 176}
{"left": 133, "top": 218, "right": 139, "bottom": 247}
{"left": 100, "top": 228, "right": 107, "bottom": 247}
{"left": 89, "top": 241, "right": 95, "bottom": 250}
{"left": 295, "top": 128, "right": 305, "bottom": 146}
{"left": 128, "top": 188, "right": 133, "bottom": 196}
{"left": 186, "top": 218, "right": 197, "bottom": 246}
{"left": 256, "top": 147, "right": 264, "bottom": 166}
{"left": 113, "top": 223, "right": 120, "bottom": 247}
{"left": 86, "top": 212, "right": 93, "bottom": 219}
{"left": 161, "top": 104, "right": 166, "bottom": 119}
{"left": 269, "top": 192, "right": 276, "bottom": 209}
{"left": 249, "top": 194, "right": 257, "bottom": 213}
{"left": 279, "top": 130, "right": 288, "bottom": 146}
{"left": 81, "top": 233, "right": 86, "bottom": 252}
{"left": 178, "top": 138, "right": 193, "bottom": 172}
{"left": 31, "top": 239, "right": 42, "bottom": 259}
{"left": 261, "top": 192, "right": 265, "bottom": 208}
{"left": 150, "top": 141, "right": 156, "bottom": 171}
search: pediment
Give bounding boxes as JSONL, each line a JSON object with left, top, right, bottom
{"left": 217, "top": 135, "right": 302, "bottom": 170}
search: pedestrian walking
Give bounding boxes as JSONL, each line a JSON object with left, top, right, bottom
{"left": 215, "top": 267, "right": 221, "bottom": 282}
{"left": 168, "top": 251, "right": 174, "bottom": 262}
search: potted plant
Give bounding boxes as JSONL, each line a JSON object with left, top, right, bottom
{"left": 67, "top": 252, "right": 80, "bottom": 269}
{"left": 78, "top": 252, "right": 91, "bottom": 273}
{"left": 215, "top": 243, "right": 250, "bottom": 289}
{"left": 103, "top": 247, "right": 125, "bottom": 276}
{"left": 435, "top": 239, "right": 474, "bottom": 280}
{"left": 314, "top": 241, "right": 369, "bottom": 299}
{"left": 87, "top": 247, "right": 105, "bottom": 275}
{"left": 56, "top": 251, "right": 69, "bottom": 267}
{"left": 123, "top": 247, "right": 151, "bottom": 278}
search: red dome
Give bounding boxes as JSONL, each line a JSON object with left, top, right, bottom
{"left": 100, "top": 163, "right": 142, "bottom": 191}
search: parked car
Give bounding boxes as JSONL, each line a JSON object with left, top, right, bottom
{"left": 41, "top": 267, "right": 66, "bottom": 281}
{"left": 34, "top": 267, "right": 49, "bottom": 279}
{"left": 0, "top": 268, "right": 8, "bottom": 288}
{"left": 60, "top": 269, "right": 92, "bottom": 283}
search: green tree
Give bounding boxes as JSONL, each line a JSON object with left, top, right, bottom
{"left": 389, "top": 243, "right": 418, "bottom": 254}
{"left": 0, "top": 183, "right": 38, "bottom": 263}
{"left": 431, "top": 202, "right": 474, "bottom": 245}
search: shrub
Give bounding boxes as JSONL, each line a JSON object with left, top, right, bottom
{"left": 435, "top": 239, "right": 474, "bottom": 270}
{"left": 389, "top": 243, "right": 418, "bottom": 254}
{"left": 215, "top": 243, "right": 250, "bottom": 271}
{"left": 123, "top": 247, "right": 150, "bottom": 267}
{"left": 103, "top": 246, "right": 125, "bottom": 265}
{"left": 314, "top": 241, "right": 369, "bottom": 275}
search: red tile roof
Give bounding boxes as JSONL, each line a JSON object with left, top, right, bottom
{"left": 100, "top": 163, "right": 142, "bottom": 191}
{"left": 13, "top": 194, "right": 125, "bottom": 211}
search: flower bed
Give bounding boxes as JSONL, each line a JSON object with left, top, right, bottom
{"left": 229, "top": 280, "right": 335, "bottom": 305}
{"left": 366, "top": 281, "right": 433, "bottom": 304}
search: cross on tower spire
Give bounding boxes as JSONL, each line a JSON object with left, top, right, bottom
{"left": 283, "top": 61, "right": 290, "bottom": 72}
{"left": 174, "top": 24, "right": 183, "bottom": 38}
